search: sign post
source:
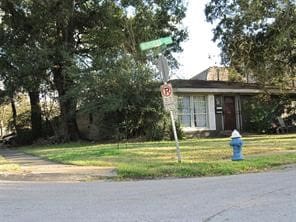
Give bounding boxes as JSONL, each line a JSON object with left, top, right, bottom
{"left": 160, "top": 83, "right": 181, "bottom": 163}
{"left": 140, "top": 36, "right": 181, "bottom": 163}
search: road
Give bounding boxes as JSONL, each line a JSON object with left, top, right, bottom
{"left": 1, "top": 166, "right": 296, "bottom": 222}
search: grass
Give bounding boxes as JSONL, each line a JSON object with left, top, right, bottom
{"left": 0, "top": 155, "right": 20, "bottom": 172}
{"left": 21, "top": 134, "right": 296, "bottom": 179}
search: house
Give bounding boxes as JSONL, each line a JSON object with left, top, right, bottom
{"left": 191, "top": 66, "right": 256, "bottom": 83}
{"left": 169, "top": 79, "right": 296, "bottom": 136}
{"left": 191, "top": 66, "right": 230, "bottom": 81}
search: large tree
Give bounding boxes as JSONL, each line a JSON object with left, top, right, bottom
{"left": 0, "top": 0, "right": 51, "bottom": 140}
{"left": 0, "top": 0, "right": 187, "bottom": 141}
{"left": 205, "top": 0, "right": 296, "bottom": 86}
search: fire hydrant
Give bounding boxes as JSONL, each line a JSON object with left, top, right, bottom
{"left": 230, "top": 130, "right": 244, "bottom": 161}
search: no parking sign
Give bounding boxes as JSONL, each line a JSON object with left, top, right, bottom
{"left": 160, "top": 83, "right": 175, "bottom": 112}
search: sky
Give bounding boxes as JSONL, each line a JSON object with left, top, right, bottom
{"left": 174, "top": 0, "right": 221, "bottom": 79}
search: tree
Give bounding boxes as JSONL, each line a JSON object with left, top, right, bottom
{"left": 0, "top": 1, "right": 50, "bottom": 140}
{"left": 76, "top": 52, "right": 165, "bottom": 140}
{"left": 1, "top": 0, "right": 187, "bottom": 142}
{"left": 205, "top": 0, "right": 296, "bottom": 86}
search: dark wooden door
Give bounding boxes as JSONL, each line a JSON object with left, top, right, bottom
{"left": 223, "top": 96, "right": 236, "bottom": 130}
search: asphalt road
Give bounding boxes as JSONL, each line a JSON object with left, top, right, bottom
{"left": 1, "top": 166, "right": 296, "bottom": 222}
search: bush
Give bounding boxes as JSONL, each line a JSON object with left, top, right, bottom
{"left": 243, "top": 95, "right": 290, "bottom": 133}
{"left": 15, "top": 128, "right": 34, "bottom": 145}
{"left": 144, "top": 113, "right": 184, "bottom": 141}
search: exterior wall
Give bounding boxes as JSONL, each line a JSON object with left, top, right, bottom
{"left": 207, "top": 67, "right": 229, "bottom": 81}
{"left": 191, "top": 66, "right": 258, "bottom": 83}
{"left": 191, "top": 67, "right": 229, "bottom": 81}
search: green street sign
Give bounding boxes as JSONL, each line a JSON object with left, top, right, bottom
{"left": 140, "top": 36, "right": 173, "bottom": 51}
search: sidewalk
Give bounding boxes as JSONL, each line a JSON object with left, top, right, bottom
{"left": 0, "top": 148, "right": 116, "bottom": 182}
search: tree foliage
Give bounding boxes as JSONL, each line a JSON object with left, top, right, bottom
{"left": 0, "top": 0, "right": 187, "bottom": 142}
{"left": 241, "top": 94, "right": 290, "bottom": 133}
{"left": 205, "top": 0, "right": 296, "bottom": 86}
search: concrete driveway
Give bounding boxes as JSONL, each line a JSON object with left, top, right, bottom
{"left": 1, "top": 165, "right": 296, "bottom": 221}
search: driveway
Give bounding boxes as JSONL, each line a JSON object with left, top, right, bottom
{"left": 1, "top": 165, "right": 296, "bottom": 221}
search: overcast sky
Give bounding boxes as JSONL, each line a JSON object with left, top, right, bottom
{"left": 174, "top": 0, "right": 221, "bottom": 79}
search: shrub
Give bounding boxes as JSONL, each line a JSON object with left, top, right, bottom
{"left": 243, "top": 95, "right": 290, "bottom": 133}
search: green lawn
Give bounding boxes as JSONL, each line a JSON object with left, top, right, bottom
{"left": 22, "top": 134, "right": 296, "bottom": 179}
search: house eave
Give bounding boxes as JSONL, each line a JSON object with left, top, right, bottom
{"left": 173, "top": 88, "right": 296, "bottom": 95}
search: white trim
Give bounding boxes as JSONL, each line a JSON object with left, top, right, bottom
{"left": 174, "top": 88, "right": 296, "bottom": 94}
{"left": 177, "top": 94, "right": 216, "bottom": 131}
{"left": 178, "top": 94, "right": 221, "bottom": 131}
{"left": 182, "top": 127, "right": 210, "bottom": 132}
{"left": 190, "top": 96, "right": 194, "bottom": 128}
{"left": 208, "top": 95, "right": 216, "bottom": 130}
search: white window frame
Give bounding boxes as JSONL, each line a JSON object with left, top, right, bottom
{"left": 191, "top": 96, "right": 208, "bottom": 128}
{"left": 177, "top": 95, "right": 216, "bottom": 131}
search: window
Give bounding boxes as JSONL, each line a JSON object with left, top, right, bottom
{"left": 178, "top": 97, "right": 191, "bottom": 127}
{"left": 178, "top": 96, "right": 208, "bottom": 128}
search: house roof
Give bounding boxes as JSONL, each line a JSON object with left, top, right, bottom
{"left": 169, "top": 79, "right": 296, "bottom": 95}
{"left": 170, "top": 79, "right": 258, "bottom": 89}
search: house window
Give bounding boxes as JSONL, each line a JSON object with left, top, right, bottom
{"left": 178, "top": 96, "right": 208, "bottom": 128}
{"left": 178, "top": 96, "right": 191, "bottom": 127}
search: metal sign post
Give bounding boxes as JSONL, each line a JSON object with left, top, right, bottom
{"left": 160, "top": 83, "right": 182, "bottom": 163}
{"left": 140, "top": 36, "right": 181, "bottom": 163}
{"left": 170, "top": 111, "right": 181, "bottom": 163}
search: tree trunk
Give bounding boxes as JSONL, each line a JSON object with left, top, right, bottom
{"left": 53, "top": 66, "right": 80, "bottom": 141}
{"left": 28, "top": 91, "right": 42, "bottom": 140}
{"left": 0, "top": 106, "right": 5, "bottom": 137}
{"left": 9, "top": 94, "right": 19, "bottom": 135}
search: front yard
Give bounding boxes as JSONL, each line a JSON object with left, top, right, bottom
{"left": 18, "top": 134, "right": 296, "bottom": 179}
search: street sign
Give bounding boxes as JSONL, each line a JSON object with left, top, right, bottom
{"left": 141, "top": 36, "right": 180, "bottom": 163}
{"left": 140, "top": 36, "right": 173, "bottom": 51}
{"left": 157, "top": 54, "right": 169, "bottom": 83}
{"left": 160, "top": 83, "right": 175, "bottom": 112}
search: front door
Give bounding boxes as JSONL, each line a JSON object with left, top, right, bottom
{"left": 223, "top": 96, "right": 236, "bottom": 130}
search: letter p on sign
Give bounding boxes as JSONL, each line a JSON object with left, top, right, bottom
{"left": 161, "top": 83, "right": 173, "bottom": 97}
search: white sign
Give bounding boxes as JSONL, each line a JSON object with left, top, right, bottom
{"left": 160, "top": 83, "right": 175, "bottom": 111}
